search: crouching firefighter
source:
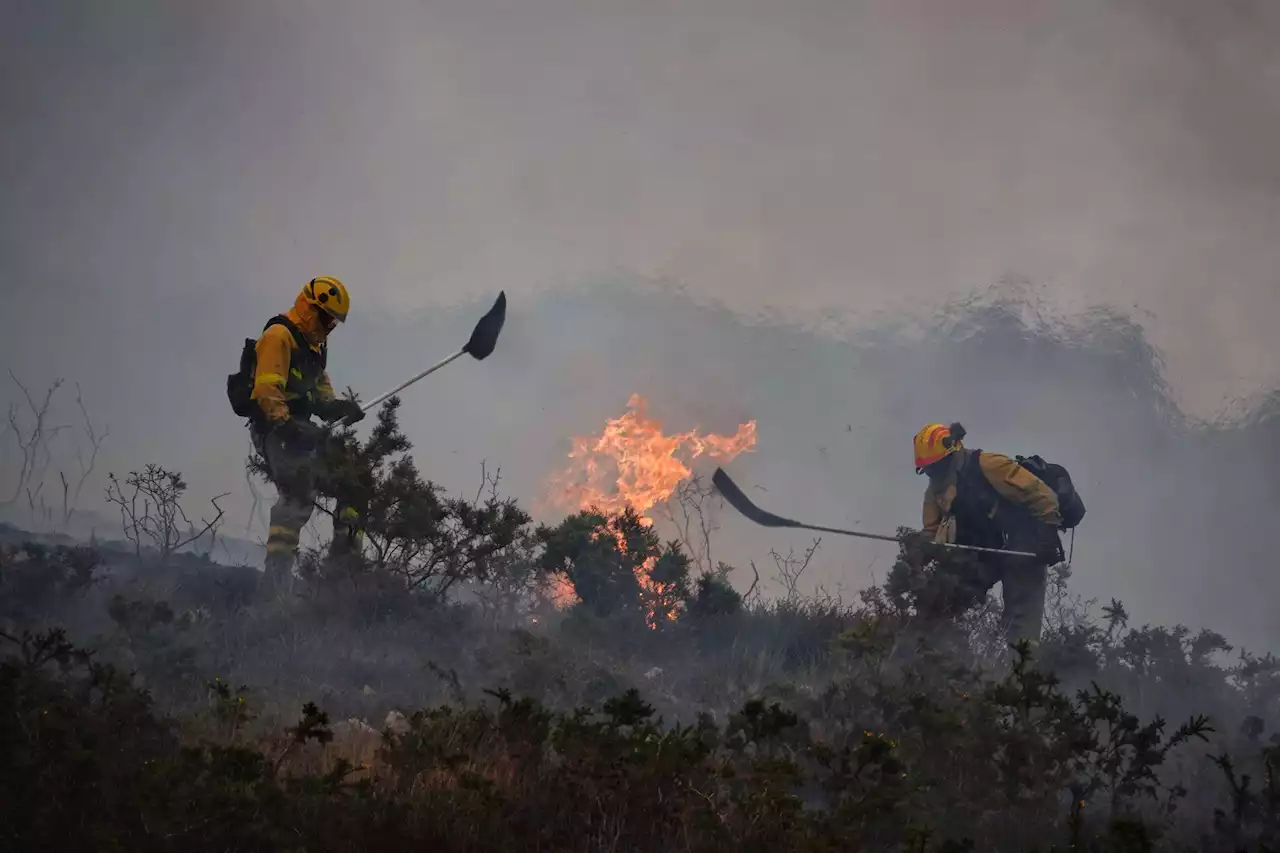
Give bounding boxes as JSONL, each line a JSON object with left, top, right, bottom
{"left": 910, "top": 422, "right": 1085, "bottom": 650}
{"left": 227, "top": 276, "right": 368, "bottom": 590}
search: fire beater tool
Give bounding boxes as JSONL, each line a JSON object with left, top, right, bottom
{"left": 340, "top": 291, "right": 507, "bottom": 426}
{"left": 711, "top": 466, "right": 1037, "bottom": 558}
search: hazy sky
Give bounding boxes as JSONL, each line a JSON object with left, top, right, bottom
{"left": 3, "top": 1, "right": 1280, "bottom": 642}
{"left": 5, "top": 0, "right": 1280, "bottom": 404}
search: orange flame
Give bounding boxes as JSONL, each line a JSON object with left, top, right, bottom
{"left": 543, "top": 393, "right": 758, "bottom": 617}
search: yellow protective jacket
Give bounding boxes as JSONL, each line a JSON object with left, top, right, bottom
{"left": 250, "top": 292, "right": 336, "bottom": 425}
{"left": 922, "top": 449, "right": 1062, "bottom": 541}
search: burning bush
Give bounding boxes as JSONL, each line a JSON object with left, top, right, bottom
{"left": 536, "top": 506, "right": 692, "bottom": 628}
{"left": 542, "top": 393, "right": 756, "bottom": 624}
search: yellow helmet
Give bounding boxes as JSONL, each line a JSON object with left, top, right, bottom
{"left": 302, "top": 276, "right": 350, "bottom": 322}
{"left": 914, "top": 422, "right": 965, "bottom": 471}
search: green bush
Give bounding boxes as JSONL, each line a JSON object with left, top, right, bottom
{"left": 4, "top": 627, "right": 1279, "bottom": 852}
{"left": 0, "top": 541, "right": 100, "bottom": 621}
{"left": 5, "top": 400, "right": 1279, "bottom": 850}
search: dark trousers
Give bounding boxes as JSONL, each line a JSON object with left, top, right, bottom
{"left": 921, "top": 525, "right": 1058, "bottom": 649}
{"left": 251, "top": 424, "right": 364, "bottom": 588}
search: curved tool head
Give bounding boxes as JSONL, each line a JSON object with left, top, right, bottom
{"left": 712, "top": 467, "right": 795, "bottom": 528}
{"left": 462, "top": 290, "right": 507, "bottom": 360}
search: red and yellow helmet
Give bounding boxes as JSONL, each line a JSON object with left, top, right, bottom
{"left": 301, "top": 276, "right": 350, "bottom": 323}
{"left": 914, "top": 422, "right": 963, "bottom": 471}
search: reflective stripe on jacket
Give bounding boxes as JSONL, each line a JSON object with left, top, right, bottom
{"left": 251, "top": 292, "right": 336, "bottom": 425}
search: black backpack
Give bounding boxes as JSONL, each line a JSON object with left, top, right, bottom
{"left": 1015, "top": 454, "right": 1086, "bottom": 529}
{"left": 226, "top": 316, "right": 319, "bottom": 420}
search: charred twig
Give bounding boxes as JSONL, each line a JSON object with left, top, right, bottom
{"left": 59, "top": 383, "right": 107, "bottom": 525}
{"left": 105, "top": 465, "right": 228, "bottom": 564}
{"left": 744, "top": 560, "right": 762, "bottom": 607}
{"left": 770, "top": 537, "right": 821, "bottom": 601}
{"left": 655, "top": 473, "right": 722, "bottom": 576}
{"left": 4, "top": 372, "right": 70, "bottom": 507}
{"left": 475, "top": 460, "right": 503, "bottom": 505}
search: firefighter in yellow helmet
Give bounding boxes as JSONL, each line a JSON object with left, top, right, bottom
{"left": 249, "top": 277, "right": 367, "bottom": 590}
{"left": 911, "top": 422, "right": 1065, "bottom": 648}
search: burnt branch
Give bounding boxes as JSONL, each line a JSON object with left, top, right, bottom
{"left": 474, "top": 459, "right": 503, "bottom": 505}
{"left": 654, "top": 472, "right": 722, "bottom": 576}
{"left": 59, "top": 383, "right": 107, "bottom": 525}
{"left": 104, "top": 465, "right": 228, "bottom": 564}
{"left": 769, "top": 537, "right": 822, "bottom": 602}
{"left": 744, "top": 560, "right": 762, "bottom": 608}
{"left": 4, "top": 372, "right": 69, "bottom": 507}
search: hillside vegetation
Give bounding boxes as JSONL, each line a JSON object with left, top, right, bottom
{"left": 3, "top": 396, "right": 1279, "bottom": 853}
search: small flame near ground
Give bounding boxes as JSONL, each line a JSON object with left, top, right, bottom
{"left": 543, "top": 393, "right": 758, "bottom": 620}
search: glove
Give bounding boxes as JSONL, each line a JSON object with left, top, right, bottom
{"left": 1036, "top": 526, "right": 1065, "bottom": 564}
{"left": 321, "top": 398, "right": 366, "bottom": 426}
{"left": 933, "top": 516, "right": 957, "bottom": 546}
{"left": 273, "top": 418, "right": 324, "bottom": 452}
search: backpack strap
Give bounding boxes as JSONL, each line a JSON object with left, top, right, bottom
{"left": 263, "top": 315, "right": 327, "bottom": 367}
{"left": 264, "top": 315, "right": 307, "bottom": 350}
{"left": 955, "top": 449, "right": 996, "bottom": 510}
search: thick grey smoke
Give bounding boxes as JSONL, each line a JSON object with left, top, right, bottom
{"left": 2, "top": 2, "right": 1278, "bottom": 648}
{"left": 339, "top": 282, "right": 1279, "bottom": 652}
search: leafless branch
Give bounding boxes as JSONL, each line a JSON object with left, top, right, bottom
{"left": 812, "top": 582, "right": 843, "bottom": 609}
{"left": 744, "top": 560, "right": 762, "bottom": 608}
{"left": 1043, "top": 561, "right": 1096, "bottom": 635}
{"left": 177, "top": 492, "right": 229, "bottom": 556}
{"left": 57, "top": 383, "right": 108, "bottom": 526}
{"left": 3, "top": 372, "right": 69, "bottom": 507}
{"left": 654, "top": 472, "right": 722, "bottom": 576}
{"left": 104, "top": 465, "right": 228, "bottom": 564}
{"left": 49, "top": 379, "right": 108, "bottom": 525}
{"left": 769, "top": 537, "right": 822, "bottom": 602}
{"left": 474, "top": 459, "right": 503, "bottom": 504}
{"left": 244, "top": 466, "right": 270, "bottom": 538}
{"left": 25, "top": 485, "right": 52, "bottom": 527}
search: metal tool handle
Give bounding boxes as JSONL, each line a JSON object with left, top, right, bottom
{"left": 355, "top": 349, "right": 466, "bottom": 417}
